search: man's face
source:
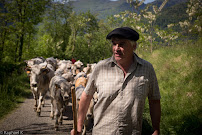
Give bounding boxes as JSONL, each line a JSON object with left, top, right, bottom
{"left": 111, "top": 37, "right": 136, "bottom": 64}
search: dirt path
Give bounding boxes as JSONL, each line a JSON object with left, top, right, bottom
{"left": 0, "top": 96, "right": 92, "bottom": 135}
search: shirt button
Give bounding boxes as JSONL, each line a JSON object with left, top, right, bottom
{"left": 120, "top": 91, "right": 123, "bottom": 96}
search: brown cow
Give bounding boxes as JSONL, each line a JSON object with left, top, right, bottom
{"left": 74, "top": 77, "right": 96, "bottom": 135}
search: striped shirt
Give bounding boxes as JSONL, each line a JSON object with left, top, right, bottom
{"left": 84, "top": 53, "right": 161, "bottom": 135}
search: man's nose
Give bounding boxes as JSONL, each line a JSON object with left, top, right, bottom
{"left": 114, "top": 44, "right": 120, "bottom": 50}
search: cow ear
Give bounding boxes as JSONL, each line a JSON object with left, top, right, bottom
{"left": 55, "top": 84, "right": 60, "bottom": 90}
{"left": 25, "top": 66, "right": 31, "bottom": 71}
{"left": 41, "top": 67, "right": 50, "bottom": 74}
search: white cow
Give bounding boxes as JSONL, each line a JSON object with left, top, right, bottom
{"left": 29, "top": 63, "right": 55, "bottom": 116}
{"left": 46, "top": 57, "right": 57, "bottom": 71}
{"left": 71, "top": 60, "right": 84, "bottom": 76}
{"left": 24, "top": 57, "right": 45, "bottom": 76}
{"left": 55, "top": 60, "right": 72, "bottom": 76}
{"left": 83, "top": 63, "right": 97, "bottom": 80}
{"left": 61, "top": 72, "right": 74, "bottom": 83}
{"left": 49, "top": 76, "right": 72, "bottom": 131}
{"left": 25, "top": 57, "right": 45, "bottom": 67}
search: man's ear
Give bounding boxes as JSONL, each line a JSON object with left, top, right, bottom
{"left": 133, "top": 42, "right": 137, "bottom": 50}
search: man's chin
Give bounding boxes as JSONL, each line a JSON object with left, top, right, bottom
{"left": 114, "top": 56, "right": 122, "bottom": 62}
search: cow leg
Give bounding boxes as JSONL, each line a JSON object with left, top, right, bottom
{"left": 50, "top": 98, "right": 54, "bottom": 119}
{"left": 42, "top": 92, "right": 47, "bottom": 107}
{"left": 54, "top": 105, "right": 60, "bottom": 131}
{"left": 42, "top": 99, "right": 45, "bottom": 107}
{"left": 82, "top": 123, "right": 87, "bottom": 135}
{"left": 36, "top": 94, "right": 43, "bottom": 116}
{"left": 54, "top": 101, "right": 63, "bottom": 131}
{"left": 32, "top": 91, "right": 38, "bottom": 112}
{"left": 33, "top": 97, "right": 38, "bottom": 112}
{"left": 59, "top": 108, "right": 63, "bottom": 125}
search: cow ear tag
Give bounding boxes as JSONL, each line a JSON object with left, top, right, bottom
{"left": 26, "top": 70, "right": 31, "bottom": 74}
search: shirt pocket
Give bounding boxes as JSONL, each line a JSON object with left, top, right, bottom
{"left": 136, "top": 76, "right": 149, "bottom": 98}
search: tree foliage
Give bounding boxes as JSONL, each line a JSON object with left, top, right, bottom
{"left": 0, "top": 0, "right": 51, "bottom": 62}
{"left": 0, "top": 0, "right": 201, "bottom": 63}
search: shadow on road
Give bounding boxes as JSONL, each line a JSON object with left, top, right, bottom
{"left": 10, "top": 122, "right": 73, "bottom": 134}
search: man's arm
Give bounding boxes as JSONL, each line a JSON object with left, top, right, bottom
{"left": 149, "top": 99, "right": 161, "bottom": 135}
{"left": 71, "top": 92, "right": 93, "bottom": 135}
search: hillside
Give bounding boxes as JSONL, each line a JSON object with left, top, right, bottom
{"left": 71, "top": 0, "right": 187, "bottom": 19}
{"left": 69, "top": 0, "right": 141, "bottom": 19}
{"left": 149, "top": 0, "right": 188, "bottom": 8}
{"left": 69, "top": 0, "right": 189, "bottom": 28}
{"left": 155, "top": 2, "right": 189, "bottom": 29}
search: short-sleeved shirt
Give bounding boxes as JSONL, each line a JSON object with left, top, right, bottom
{"left": 84, "top": 53, "right": 161, "bottom": 135}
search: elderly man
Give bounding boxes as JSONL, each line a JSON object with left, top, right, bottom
{"left": 71, "top": 27, "right": 161, "bottom": 135}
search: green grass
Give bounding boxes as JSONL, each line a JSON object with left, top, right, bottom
{"left": 0, "top": 66, "right": 31, "bottom": 120}
{"left": 141, "top": 39, "right": 202, "bottom": 135}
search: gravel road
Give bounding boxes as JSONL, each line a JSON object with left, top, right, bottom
{"left": 0, "top": 95, "right": 92, "bottom": 135}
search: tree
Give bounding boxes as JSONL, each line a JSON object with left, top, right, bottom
{"left": 0, "top": 0, "right": 51, "bottom": 62}
{"left": 66, "top": 11, "right": 99, "bottom": 59}
{"left": 0, "top": 0, "right": 9, "bottom": 62}
{"left": 35, "top": 1, "right": 72, "bottom": 58}
{"left": 179, "top": 0, "right": 202, "bottom": 38}
{"left": 110, "top": 0, "right": 170, "bottom": 53}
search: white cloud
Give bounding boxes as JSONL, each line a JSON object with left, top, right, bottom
{"left": 144, "top": 0, "right": 154, "bottom": 4}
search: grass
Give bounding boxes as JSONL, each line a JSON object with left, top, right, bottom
{"left": 0, "top": 64, "right": 31, "bottom": 120}
{"left": 141, "top": 39, "right": 202, "bottom": 135}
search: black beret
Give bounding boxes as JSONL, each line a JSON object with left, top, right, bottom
{"left": 106, "top": 27, "right": 139, "bottom": 41}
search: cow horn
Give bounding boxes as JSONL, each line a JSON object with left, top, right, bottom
{"left": 43, "top": 64, "right": 47, "bottom": 69}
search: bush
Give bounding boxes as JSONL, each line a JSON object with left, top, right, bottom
{"left": 0, "top": 62, "right": 31, "bottom": 120}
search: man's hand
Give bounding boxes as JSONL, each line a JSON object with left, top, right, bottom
{"left": 70, "top": 129, "right": 81, "bottom": 135}
{"left": 152, "top": 130, "right": 160, "bottom": 135}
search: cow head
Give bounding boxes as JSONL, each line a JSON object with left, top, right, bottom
{"left": 71, "top": 64, "right": 77, "bottom": 76}
{"left": 29, "top": 65, "right": 50, "bottom": 90}
{"left": 55, "top": 82, "right": 71, "bottom": 105}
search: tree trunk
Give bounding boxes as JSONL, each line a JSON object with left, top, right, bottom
{"left": 0, "top": 31, "right": 7, "bottom": 62}
{"left": 18, "top": 33, "right": 24, "bottom": 62}
{"left": 150, "top": 39, "right": 153, "bottom": 53}
{"left": 14, "top": 34, "right": 19, "bottom": 63}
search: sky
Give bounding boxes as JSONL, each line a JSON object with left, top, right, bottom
{"left": 109, "top": 0, "right": 155, "bottom": 4}
{"left": 57, "top": 0, "right": 155, "bottom": 4}
{"left": 144, "top": 0, "right": 155, "bottom": 4}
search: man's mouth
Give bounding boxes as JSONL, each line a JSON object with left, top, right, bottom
{"left": 114, "top": 52, "right": 122, "bottom": 57}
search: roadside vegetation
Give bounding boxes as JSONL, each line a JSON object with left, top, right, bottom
{"left": 0, "top": 63, "right": 31, "bottom": 119}
{"left": 142, "top": 39, "right": 202, "bottom": 135}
